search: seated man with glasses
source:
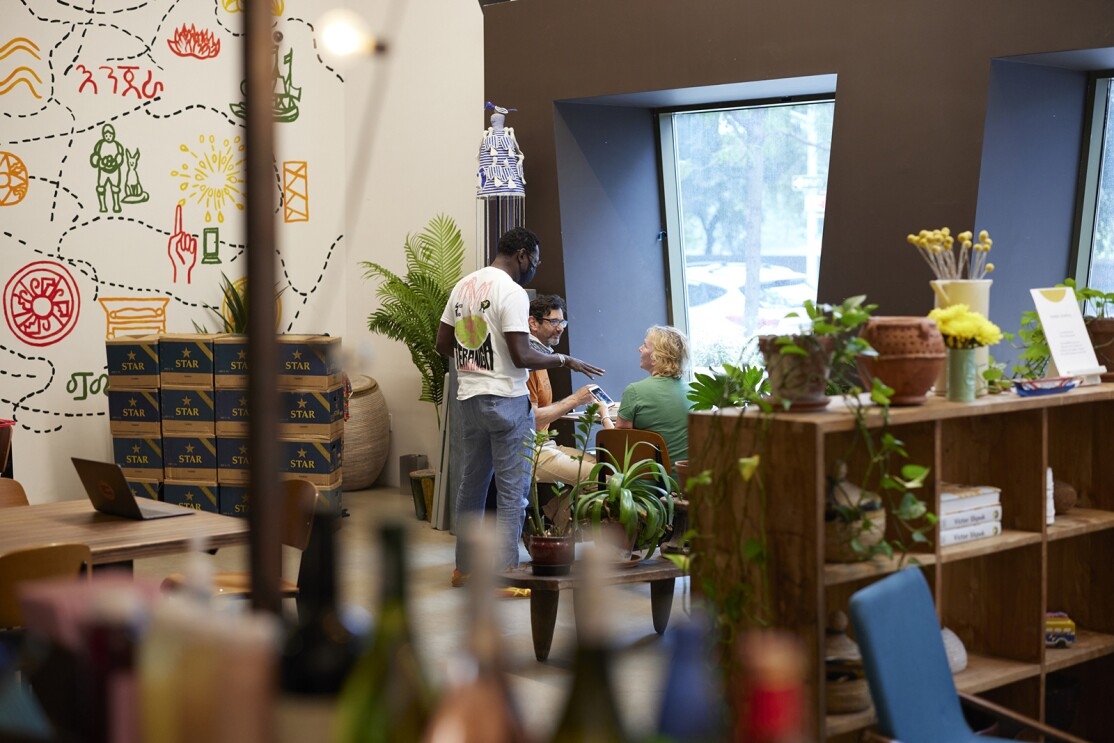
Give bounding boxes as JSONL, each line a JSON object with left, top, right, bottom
{"left": 526, "top": 295, "right": 612, "bottom": 486}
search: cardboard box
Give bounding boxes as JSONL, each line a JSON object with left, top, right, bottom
{"left": 279, "top": 435, "right": 343, "bottom": 485}
{"left": 277, "top": 335, "right": 343, "bottom": 390}
{"left": 159, "top": 333, "right": 219, "bottom": 387}
{"left": 216, "top": 436, "right": 250, "bottom": 484}
{"left": 105, "top": 335, "right": 161, "bottom": 389}
{"left": 163, "top": 434, "right": 217, "bottom": 481}
{"left": 159, "top": 386, "right": 215, "bottom": 435}
{"left": 163, "top": 479, "right": 219, "bottom": 513}
{"left": 278, "top": 386, "right": 346, "bottom": 438}
{"left": 214, "top": 388, "right": 250, "bottom": 437}
{"left": 214, "top": 334, "right": 249, "bottom": 389}
{"left": 313, "top": 476, "right": 343, "bottom": 515}
{"left": 219, "top": 484, "right": 251, "bottom": 517}
{"left": 112, "top": 435, "right": 163, "bottom": 479}
{"left": 107, "top": 389, "right": 161, "bottom": 436}
{"left": 125, "top": 478, "right": 162, "bottom": 501}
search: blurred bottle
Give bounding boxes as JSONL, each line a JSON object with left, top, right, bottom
{"left": 653, "top": 608, "right": 726, "bottom": 743}
{"left": 549, "top": 548, "right": 630, "bottom": 743}
{"left": 423, "top": 527, "right": 530, "bottom": 743}
{"left": 83, "top": 583, "right": 144, "bottom": 743}
{"left": 334, "top": 521, "right": 433, "bottom": 743}
{"left": 277, "top": 510, "right": 360, "bottom": 737}
{"left": 734, "top": 631, "right": 812, "bottom": 743}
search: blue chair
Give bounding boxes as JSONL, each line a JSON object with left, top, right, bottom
{"left": 849, "top": 568, "right": 1086, "bottom": 743}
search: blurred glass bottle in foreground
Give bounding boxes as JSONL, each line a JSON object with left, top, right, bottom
{"left": 735, "top": 631, "right": 812, "bottom": 743}
{"left": 334, "top": 521, "right": 434, "bottom": 743}
{"left": 423, "top": 526, "right": 530, "bottom": 743}
{"left": 652, "top": 607, "right": 727, "bottom": 743}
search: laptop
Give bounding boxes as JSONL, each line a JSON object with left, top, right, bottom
{"left": 72, "top": 458, "right": 194, "bottom": 520}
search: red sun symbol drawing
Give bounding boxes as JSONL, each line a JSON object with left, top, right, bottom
{"left": 4, "top": 261, "right": 81, "bottom": 346}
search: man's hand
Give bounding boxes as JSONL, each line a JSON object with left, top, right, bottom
{"left": 565, "top": 357, "right": 604, "bottom": 379}
{"left": 570, "top": 386, "right": 597, "bottom": 408}
{"left": 167, "top": 204, "right": 197, "bottom": 284}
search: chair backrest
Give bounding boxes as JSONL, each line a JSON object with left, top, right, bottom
{"left": 848, "top": 568, "right": 973, "bottom": 743}
{"left": 595, "top": 428, "right": 672, "bottom": 480}
{"left": 280, "top": 478, "right": 319, "bottom": 551}
{"left": 0, "top": 478, "right": 29, "bottom": 508}
{"left": 0, "top": 543, "right": 92, "bottom": 629}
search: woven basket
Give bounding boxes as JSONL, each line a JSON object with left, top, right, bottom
{"left": 343, "top": 375, "right": 390, "bottom": 490}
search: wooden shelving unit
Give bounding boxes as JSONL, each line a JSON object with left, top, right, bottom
{"left": 689, "top": 384, "right": 1114, "bottom": 741}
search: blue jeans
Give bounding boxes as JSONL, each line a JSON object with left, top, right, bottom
{"left": 454, "top": 394, "right": 534, "bottom": 571}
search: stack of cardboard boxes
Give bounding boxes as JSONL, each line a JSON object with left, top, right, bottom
{"left": 106, "top": 333, "right": 345, "bottom": 515}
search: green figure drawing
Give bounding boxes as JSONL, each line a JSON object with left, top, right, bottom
{"left": 121, "top": 148, "right": 150, "bottom": 204}
{"left": 89, "top": 123, "right": 124, "bottom": 213}
{"left": 229, "top": 47, "right": 301, "bottom": 122}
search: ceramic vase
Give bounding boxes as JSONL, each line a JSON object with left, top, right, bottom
{"left": 856, "top": 316, "right": 946, "bottom": 405}
{"left": 946, "top": 347, "right": 977, "bottom": 402}
{"left": 931, "top": 279, "right": 992, "bottom": 396}
{"left": 758, "top": 334, "right": 834, "bottom": 411}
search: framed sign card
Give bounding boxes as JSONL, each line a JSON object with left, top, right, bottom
{"left": 1030, "top": 287, "right": 1106, "bottom": 384}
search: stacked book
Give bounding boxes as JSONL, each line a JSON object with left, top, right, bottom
{"left": 939, "top": 483, "right": 1002, "bottom": 546}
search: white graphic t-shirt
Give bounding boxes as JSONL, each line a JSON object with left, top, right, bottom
{"left": 441, "top": 266, "right": 530, "bottom": 399}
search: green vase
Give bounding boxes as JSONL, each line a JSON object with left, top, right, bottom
{"left": 946, "top": 347, "right": 977, "bottom": 402}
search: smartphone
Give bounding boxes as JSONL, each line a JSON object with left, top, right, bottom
{"left": 588, "top": 384, "right": 613, "bottom": 405}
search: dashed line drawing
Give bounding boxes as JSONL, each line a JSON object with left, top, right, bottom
{"left": 167, "top": 24, "right": 221, "bottom": 59}
{"left": 4, "top": 261, "right": 81, "bottom": 347}
{"left": 0, "top": 152, "right": 29, "bottom": 206}
{"left": 171, "top": 133, "right": 246, "bottom": 224}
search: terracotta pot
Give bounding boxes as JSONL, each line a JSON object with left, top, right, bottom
{"left": 528, "top": 533, "right": 574, "bottom": 576}
{"left": 856, "top": 316, "right": 946, "bottom": 406}
{"left": 1086, "top": 317, "right": 1114, "bottom": 382}
{"left": 758, "top": 334, "right": 834, "bottom": 411}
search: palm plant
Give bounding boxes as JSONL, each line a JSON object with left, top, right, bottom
{"left": 193, "top": 273, "right": 281, "bottom": 333}
{"left": 573, "top": 444, "right": 676, "bottom": 554}
{"left": 362, "top": 214, "right": 465, "bottom": 427}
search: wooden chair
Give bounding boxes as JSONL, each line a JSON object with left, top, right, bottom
{"left": 0, "top": 543, "right": 91, "bottom": 630}
{"left": 0, "top": 478, "right": 29, "bottom": 508}
{"left": 161, "top": 478, "right": 319, "bottom": 600}
{"left": 595, "top": 428, "right": 672, "bottom": 479}
{"left": 850, "top": 568, "right": 1087, "bottom": 743}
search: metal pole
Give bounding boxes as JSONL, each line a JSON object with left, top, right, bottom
{"left": 244, "top": 0, "right": 281, "bottom": 614}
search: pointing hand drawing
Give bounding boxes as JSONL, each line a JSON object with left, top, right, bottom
{"left": 167, "top": 204, "right": 197, "bottom": 283}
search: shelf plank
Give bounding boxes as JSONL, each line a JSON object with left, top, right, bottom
{"left": 824, "top": 552, "right": 936, "bottom": 586}
{"left": 1047, "top": 508, "right": 1114, "bottom": 541}
{"left": 954, "top": 652, "right": 1041, "bottom": 693}
{"left": 1043, "top": 628, "right": 1114, "bottom": 672}
{"left": 825, "top": 706, "right": 875, "bottom": 737}
{"left": 939, "top": 529, "right": 1042, "bottom": 562}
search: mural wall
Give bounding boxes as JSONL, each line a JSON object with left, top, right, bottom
{"left": 1, "top": 0, "right": 347, "bottom": 500}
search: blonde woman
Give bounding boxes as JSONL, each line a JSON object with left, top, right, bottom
{"left": 600, "top": 325, "right": 692, "bottom": 463}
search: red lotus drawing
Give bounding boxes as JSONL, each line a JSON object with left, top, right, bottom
{"left": 167, "top": 24, "right": 221, "bottom": 60}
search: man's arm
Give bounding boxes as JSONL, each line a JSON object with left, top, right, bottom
{"left": 534, "top": 384, "right": 598, "bottom": 430}
{"left": 435, "top": 321, "right": 455, "bottom": 358}
{"left": 504, "top": 331, "right": 605, "bottom": 378}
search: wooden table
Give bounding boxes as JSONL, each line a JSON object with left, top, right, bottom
{"left": 0, "top": 500, "right": 250, "bottom": 567}
{"left": 498, "top": 557, "right": 683, "bottom": 661}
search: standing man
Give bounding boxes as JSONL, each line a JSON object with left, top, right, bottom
{"left": 436, "top": 227, "right": 604, "bottom": 582}
{"left": 526, "top": 294, "right": 612, "bottom": 485}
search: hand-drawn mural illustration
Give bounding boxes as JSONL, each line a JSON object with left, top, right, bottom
{"left": 97, "top": 297, "right": 171, "bottom": 338}
{"left": 0, "top": 151, "right": 28, "bottom": 206}
{"left": 283, "top": 160, "right": 309, "bottom": 222}
{"left": 220, "top": 0, "right": 285, "bottom": 15}
{"left": 89, "top": 124, "right": 125, "bottom": 213}
{"left": 172, "top": 134, "right": 246, "bottom": 224}
{"left": 0, "top": 37, "right": 44, "bottom": 99}
{"left": 167, "top": 25, "right": 221, "bottom": 59}
{"left": 121, "top": 149, "right": 150, "bottom": 204}
{"left": 4, "top": 262, "right": 81, "bottom": 347}
{"left": 167, "top": 204, "right": 198, "bottom": 284}
{"left": 230, "top": 45, "right": 301, "bottom": 123}
{"left": 202, "top": 228, "right": 222, "bottom": 264}
{"left": 2, "top": 3, "right": 346, "bottom": 501}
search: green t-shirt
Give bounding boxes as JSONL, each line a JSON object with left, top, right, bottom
{"left": 616, "top": 375, "right": 692, "bottom": 464}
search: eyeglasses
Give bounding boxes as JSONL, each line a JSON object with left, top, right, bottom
{"left": 522, "top": 249, "right": 541, "bottom": 270}
{"left": 540, "top": 317, "right": 568, "bottom": 329}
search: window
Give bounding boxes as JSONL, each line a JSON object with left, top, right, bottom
{"left": 660, "top": 98, "right": 834, "bottom": 370}
{"left": 1075, "top": 74, "right": 1114, "bottom": 290}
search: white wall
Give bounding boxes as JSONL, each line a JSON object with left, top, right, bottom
{"left": 0, "top": 0, "right": 482, "bottom": 500}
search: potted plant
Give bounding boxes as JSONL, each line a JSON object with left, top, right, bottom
{"left": 758, "top": 295, "right": 876, "bottom": 410}
{"left": 1064, "top": 278, "right": 1114, "bottom": 380}
{"left": 361, "top": 214, "right": 465, "bottom": 427}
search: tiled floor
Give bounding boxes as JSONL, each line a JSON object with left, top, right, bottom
{"left": 134, "top": 485, "right": 691, "bottom": 740}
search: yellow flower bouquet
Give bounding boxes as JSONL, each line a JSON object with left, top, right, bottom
{"left": 928, "top": 304, "right": 1003, "bottom": 349}
{"left": 907, "top": 227, "right": 994, "bottom": 280}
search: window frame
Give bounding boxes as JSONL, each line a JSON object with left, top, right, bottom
{"left": 1071, "top": 71, "right": 1114, "bottom": 284}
